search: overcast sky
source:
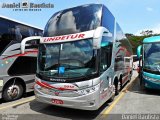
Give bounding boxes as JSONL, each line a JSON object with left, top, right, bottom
{"left": 0, "top": 0, "right": 160, "bottom": 35}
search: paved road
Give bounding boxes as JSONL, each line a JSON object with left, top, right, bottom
{"left": 0, "top": 68, "right": 160, "bottom": 120}
{"left": 109, "top": 79, "right": 160, "bottom": 114}
{"left": 101, "top": 73, "right": 160, "bottom": 120}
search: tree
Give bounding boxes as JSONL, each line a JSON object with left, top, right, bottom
{"left": 125, "top": 33, "right": 134, "bottom": 38}
{"left": 140, "top": 30, "right": 153, "bottom": 36}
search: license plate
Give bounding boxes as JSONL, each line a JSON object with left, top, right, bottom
{"left": 52, "top": 99, "right": 64, "bottom": 104}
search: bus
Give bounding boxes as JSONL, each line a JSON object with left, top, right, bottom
{"left": 21, "top": 4, "right": 133, "bottom": 110}
{"left": 137, "top": 36, "right": 160, "bottom": 90}
{"left": 0, "top": 15, "right": 43, "bottom": 101}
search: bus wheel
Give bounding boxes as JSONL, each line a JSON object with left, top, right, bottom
{"left": 129, "top": 71, "right": 132, "bottom": 82}
{"left": 114, "top": 78, "right": 119, "bottom": 95}
{"left": 108, "top": 94, "right": 115, "bottom": 102}
{"left": 2, "top": 81, "right": 24, "bottom": 102}
{"left": 119, "top": 76, "right": 123, "bottom": 90}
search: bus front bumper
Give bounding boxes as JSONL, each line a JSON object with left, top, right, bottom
{"left": 34, "top": 85, "right": 100, "bottom": 110}
{"left": 143, "top": 76, "right": 160, "bottom": 89}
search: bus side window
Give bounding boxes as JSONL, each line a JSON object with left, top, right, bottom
{"left": 8, "top": 56, "right": 37, "bottom": 75}
{"left": 15, "top": 26, "right": 22, "bottom": 42}
{"left": 0, "top": 19, "right": 11, "bottom": 53}
{"left": 102, "top": 6, "right": 115, "bottom": 39}
{"left": 115, "top": 56, "right": 124, "bottom": 71}
{"left": 100, "top": 45, "right": 112, "bottom": 73}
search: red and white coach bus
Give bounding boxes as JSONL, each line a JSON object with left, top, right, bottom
{"left": 21, "top": 4, "right": 133, "bottom": 110}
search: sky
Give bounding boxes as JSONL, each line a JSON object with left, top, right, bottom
{"left": 0, "top": 0, "right": 160, "bottom": 35}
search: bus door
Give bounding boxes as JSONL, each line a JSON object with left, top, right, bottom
{"left": 99, "top": 35, "right": 113, "bottom": 101}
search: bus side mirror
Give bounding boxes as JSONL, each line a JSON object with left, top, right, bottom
{"left": 137, "top": 45, "right": 142, "bottom": 59}
{"left": 21, "top": 36, "right": 41, "bottom": 54}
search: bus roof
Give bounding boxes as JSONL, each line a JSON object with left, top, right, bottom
{"left": 0, "top": 15, "right": 43, "bottom": 30}
{"left": 143, "top": 36, "right": 160, "bottom": 43}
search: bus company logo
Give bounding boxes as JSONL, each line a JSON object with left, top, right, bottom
{"left": 50, "top": 78, "right": 66, "bottom": 82}
{"left": 1, "top": 0, "right": 54, "bottom": 12}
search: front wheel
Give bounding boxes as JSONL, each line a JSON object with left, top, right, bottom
{"left": 2, "top": 82, "right": 24, "bottom": 102}
{"left": 108, "top": 94, "right": 115, "bottom": 102}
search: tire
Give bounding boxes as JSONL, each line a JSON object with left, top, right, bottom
{"left": 108, "top": 94, "right": 115, "bottom": 103}
{"left": 114, "top": 78, "right": 119, "bottom": 95}
{"left": 119, "top": 76, "right": 123, "bottom": 91}
{"left": 2, "top": 81, "right": 24, "bottom": 102}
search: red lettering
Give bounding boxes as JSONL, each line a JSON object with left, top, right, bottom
{"left": 52, "top": 99, "right": 63, "bottom": 104}
{"left": 43, "top": 38, "right": 47, "bottom": 42}
{"left": 61, "top": 36, "right": 66, "bottom": 40}
{"left": 55, "top": 37, "right": 61, "bottom": 40}
{"left": 66, "top": 35, "right": 70, "bottom": 39}
{"left": 49, "top": 37, "right": 56, "bottom": 41}
{"left": 43, "top": 33, "right": 86, "bottom": 43}
{"left": 71, "top": 34, "right": 78, "bottom": 39}
{"left": 78, "top": 34, "right": 85, "bottom": 38}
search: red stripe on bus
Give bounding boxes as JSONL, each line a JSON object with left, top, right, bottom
{"left": 2, "top": 50, "right": 38, "bottom": 60}
{"left": 36, "top": 80, "right": 53, "bottom": 89}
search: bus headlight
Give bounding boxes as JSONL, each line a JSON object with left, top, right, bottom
{"left": 76, "top": 84, "right": 99, "bottom": 96}
{"left": 0, "top": 79, "right": 3, "bottom": 87}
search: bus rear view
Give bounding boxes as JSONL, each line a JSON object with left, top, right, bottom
{"left": 21, "top": 4, "right": 133, "bottom": 110}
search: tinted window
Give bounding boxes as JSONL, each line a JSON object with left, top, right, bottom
{"left": 43, "top": 4, "right": 102, "bottom": 37}
{"left": 38, "top": 39, "right": 97, "bottom": 79}
{"left": 0, "top": 18, "right": 13, "bottom": 54}
{"left": 0, "top": 17, "right": 42, "bottom": 55}
{"left": 114, "top": 55, "right": 124, "bottom": 71}
{"left": 116, "top": 23, "right": 132, "bottom": 57}
{"left": 100, "top": 38, "right": 112, "bottom": 73}
{"left": 101, "top": 36, "right": 113, "bottom": 46}
{"left": 116, "top": 23, "right": 124, "bottom": 41}
{"left": 143, "top": 43, "right": 160, "bottom": 73}
{"left": 13, "top": 24, "right": 33, "bottom": 42}
{"left": 102, "top": 6, "right": 115, "bottom": 38}
{"left": 7, "top": 19, "right": 42, "bottom": 43}
{"left": 8, "top": 56, "right": 37, "bottom": 75}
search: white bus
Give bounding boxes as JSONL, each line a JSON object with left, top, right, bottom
{"left": 0, "top": 16, "right": 42, "bottom": 101}
{"left": 21, "top": 4, "right": 133, "bottom": 110}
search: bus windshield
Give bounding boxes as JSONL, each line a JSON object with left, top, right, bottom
{"left": 43, "top": 4, "right": 101, "bottom": 37}
{"left": 144, "top": 43, "right": 160, "bottom": 73}
{"left": 37, "top": 39, "right": 97, "bottom": 79}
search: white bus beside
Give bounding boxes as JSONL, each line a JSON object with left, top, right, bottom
{"left": 21, "top": 4, "right": 133, "bottom": 110}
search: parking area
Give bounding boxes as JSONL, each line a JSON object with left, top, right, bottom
{"left": 0, "top": 67, "right": 160, "bottom": 120}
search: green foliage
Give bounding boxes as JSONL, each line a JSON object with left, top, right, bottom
{"left": 126, "top": 34, "right": 160, "bottom": 54}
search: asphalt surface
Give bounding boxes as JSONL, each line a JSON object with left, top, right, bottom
{"left": 0, "top": 66, "right": 160, "bottom": 120}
